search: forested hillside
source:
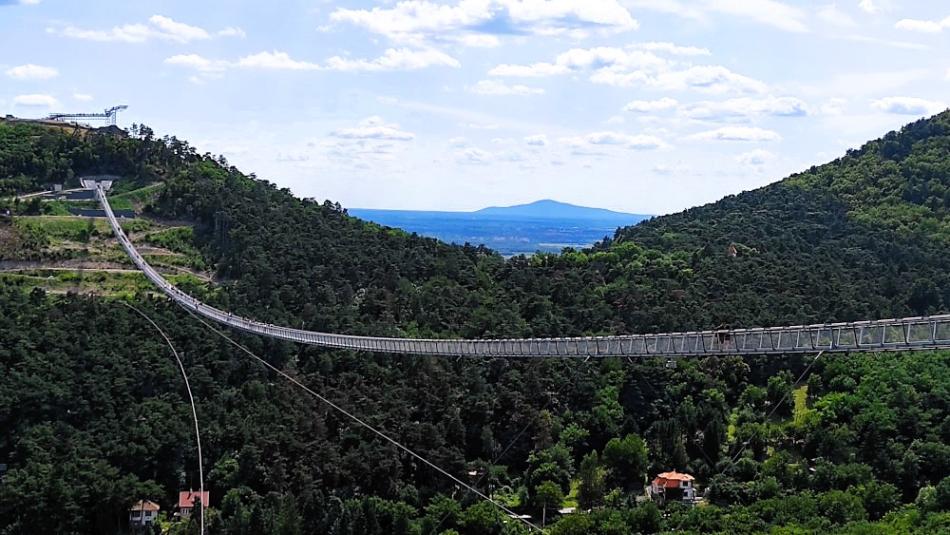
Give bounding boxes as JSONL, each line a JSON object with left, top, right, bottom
{"left": 1, "top": 113, "right": 949, "bottom": 534}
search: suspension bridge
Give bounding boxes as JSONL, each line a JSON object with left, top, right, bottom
{"left": 95, "top": 184, "right": 950, "bottom": 359}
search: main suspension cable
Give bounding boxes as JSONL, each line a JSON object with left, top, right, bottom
{"left": 188, "top": 311, "right": 541, "bottom": 533}
{"left": 124, "top": 302, "right": 205, "bottom": 535}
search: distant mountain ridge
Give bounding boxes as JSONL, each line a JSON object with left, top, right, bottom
{"left": 473, "top": 199, "right": 648, "bottom": 221}
{"left": 347, "top": 199, "right": 650, "bottom": 256}
{"left": 351, "top": 199, "right": 650, "bottom": 221}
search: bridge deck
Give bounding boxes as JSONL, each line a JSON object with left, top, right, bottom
{"left": 96, "top": 185, "right": 950, "bottom": 358}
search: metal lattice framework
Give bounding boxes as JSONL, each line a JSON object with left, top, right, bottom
{"left": 96, "top": 185, "right": 950, "bottom": 358}
{"left": 47, "top": 105, "right": 128, "bottom": 126}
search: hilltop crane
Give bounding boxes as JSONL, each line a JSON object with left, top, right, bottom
{"left": 47, "top": 105, "right": 128, "bottom": 126}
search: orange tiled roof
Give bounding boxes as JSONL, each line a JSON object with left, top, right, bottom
{"left": 656, "top": 471, "right": 694, "bottom": 481}
{"left": 178, "top": 490, "right": 210, "bottom": 508}
{"left": 652, "top": 471, "right": 695, "bottom": 489}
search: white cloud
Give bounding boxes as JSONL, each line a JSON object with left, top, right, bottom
{"left": 13, "top": 93, "right": 58, "bottom": 107}
{"left": 453, "top": 34, "right": 501, "bottom": 47}
{"left": 857, "top": 0, "right": 893, "bottom": 14}
{"left": 456, "top": 147, "right": 493, "bottom": 165}
{"left": 704, "top": 0, "right": 808, "bottom": 32}
{"left": 857, "top": 0, "right": 879, "bottom": 14}
{"left": 165, "top": 48, "right": 457, "bottom": 75}
{"left": 871, "top": 96, "right": 946, "bottom": 115}
{"left": 330, "top": 0, "right": 638, "bottom": 45}
{"left": 624, "top": 97, "right": 679, "bottom": 113}
{"left": 147, "top": 15, "right": 209, "bottom": 42}
{"left": 633, "top": 0, "right": 807, "bottom": 32}
{"left": 817, "top": 3, "right": 856, "bottom": 27}
{"left": 488, "top": 62, "right": 569, "bottom": 77}
{"left": 682, "top": 96, "right": 808, "bottom": 120}
{"left": 319, "top": 133, "right": 407, "bottom": 168}
{"left": 652, "top": 65, "right": 768, "bottom": 93}
{"left": 53, "top": 14, "right": 242, "bottom": 43}
{"left": 498, "top": 0, "right": 637, "bottom": 29}
{"left": 688, "top": 126, "right": 782, "bottom": 142}
{"left": 838, "top": 34, "right": 929, "bottom": 51}
{"left": 630, "top": 42, "right": 710, "bottom": 56}
{"left": 736, "top": 148, "right": 774, "bottom": 166}
{"left": 495, "top": 149, "right": 526, "bottom": 162}
{"left": 57, "top": 23, "right": 153, "bottom": 43}
{"left": 524, "top": 134, "right": 548, "bottom": 146}
{"left": 5, "top": 63, "right": 58, "bottom": 80}
{"left": 469, "top": 79, "right": 544, "bottom": 96}
{"left": 490, "top": 46, "right": 766, "bottom": 93}
{"left": 627, "top": 0, "right": 706, "bottom": 20}
{"left": 563, "top": 131, "right": 669, "bottom": 150}
{"left": 237, "top": 51, "right": 321, "bottom": 71}
{"left": 165, "top": 53, "right": 230, "bottom": 72}
{"left": 72, "top": 93, "right": 93, "bottom": 102}
{"left": 217, "top": 26, "right": 246, "bottom": 38}
{"left": 329, "top": 0, "right": 485, "bottom": 40}
{"left": 19, "top": 0, "right": 42, "bottom": 4}
{"left": 332, "top": 116, "right": 415, "bottom": 141}
{"left": 895, "top": 17, "right": 950, "bottom": 33}
{"left": 556, "top": 47, "right": 668, "bottom": 72}
{"left": 326, "top": 48, "right": 459, "bottom": 72}
{"left": 164, "top": 51, "right": 312, "bottom": 81}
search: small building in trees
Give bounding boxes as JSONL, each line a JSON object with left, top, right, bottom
{"left": 176, "top": 490, "right": 209, "bottom": 519}
{"left": 128, "top": 500, "right": 160, "bottom": 527}
{"left": 649, "top": 471, "right": 697, "bottom": 504}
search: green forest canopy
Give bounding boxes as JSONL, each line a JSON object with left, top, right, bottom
{"left": 1, "top": 114, "right": 949, "bottom": 533}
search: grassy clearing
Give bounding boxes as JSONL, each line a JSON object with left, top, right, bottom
{"left": 14, "top": 215, "right": 151, "bottom": 243}
{"left": 35, "top": 200, "right": 74, "bottom": 216}
{"left": 14, "top": 216, "right": 97, "bottom": 244}
{"left": 141, "top": 227, "right": 206, "bottom": 269}
{"left": 143, "top": 226, "right": 194, "bottom": 252}
{"left": 108, "top": 183, "right": 163, "bottom": 210}
{"left": 7, "top": 214, "right": 209, "bottom": 275}
{"left": 0, "top": 269, "right": 203, "bottom": 297}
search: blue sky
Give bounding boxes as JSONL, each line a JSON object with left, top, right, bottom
{"left": 1, "top": 1, "right": 948, "bottom": 214}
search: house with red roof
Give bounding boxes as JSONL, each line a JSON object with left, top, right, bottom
{"left": 177, "top": 490, "right": 209, "bottom": 519}
{"left": 649, "top": 471, "right": 697, "bottom": 504}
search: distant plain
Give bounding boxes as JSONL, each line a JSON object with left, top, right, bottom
{"left": 350, "top": 201, "right": 651, "bottom": 256}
